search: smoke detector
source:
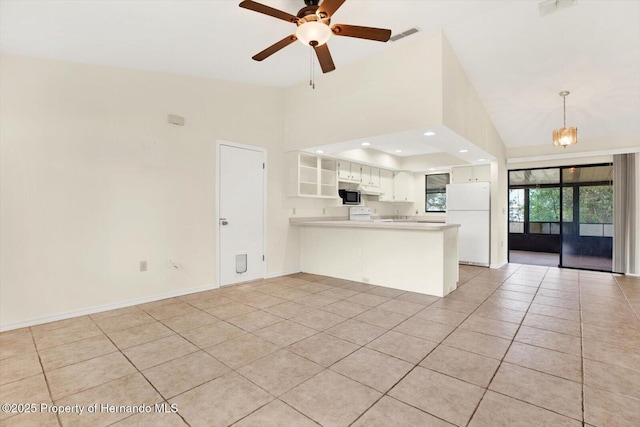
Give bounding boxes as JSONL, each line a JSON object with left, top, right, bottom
{"left": 539, "top": 0, "right": 577, "bottom": 17}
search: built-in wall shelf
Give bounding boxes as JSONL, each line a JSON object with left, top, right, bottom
{"left": 288, "top": 152, "right": 338, "bottom": 198}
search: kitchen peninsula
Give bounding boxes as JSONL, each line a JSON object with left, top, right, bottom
{"left": 292, "top": 219, "right": 460, "bottom": 297}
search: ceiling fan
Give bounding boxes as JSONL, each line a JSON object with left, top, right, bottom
{"left": 239, "top": 0, "right": 392, "bottom": 73}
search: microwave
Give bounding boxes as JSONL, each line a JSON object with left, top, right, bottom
{"left": 339, "top": 189, "right": 361, "bottom": 205}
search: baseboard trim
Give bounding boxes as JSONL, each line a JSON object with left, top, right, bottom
{"left": 490, "top": 260, "right": 509, "bottom": 269}
{"left": 0, "top": 283, "right": 220, "bottom": 332}
{"left": 265, "top": 269, "right": 301, "bottom": 279}
{"left": 1, "top": 270, "right": 306, "bottom": 331}
{"left": 2, "top": 270, "right": 305, "bottom": 332}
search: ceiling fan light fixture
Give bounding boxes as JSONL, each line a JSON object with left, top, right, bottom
{"left": 296, "top": 21, "right": 332, "bottom": 46}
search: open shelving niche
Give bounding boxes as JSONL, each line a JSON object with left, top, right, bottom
{"left": 288, "top": 152, "right": 338, "bottom": 198}
{"left": 288, "top": 151, "right": 415, "bottom": 203}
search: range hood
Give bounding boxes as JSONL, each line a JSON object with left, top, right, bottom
{"left": 357, "top": 185, "right": 384, "bottom": 196}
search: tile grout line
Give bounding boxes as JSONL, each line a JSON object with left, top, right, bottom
{"left": 196, "top": 276, "right": 396, "bottom": 427}
{"left": 28, "top": 326, "right": 63, "bottom": 427}
{"left": 87, "top": 315, "right": 194, "bottom": 427}
{"left": 270, "top": 267, "right": 489, "bottom": 427}
{"left": 612, "top": 274, "right": 640, "bottom": 326}
{"left": 8, "top": 268, "right": 628, "bottom": 426}
{"left": 579, "top": 271, "right": 586, "bottom": 427}
{"left": 146, "top": 277, "right": 382, "bottom": 427}
{"left": 346, "top": 285, "right": 482, "bottom": 425}
{"left": 348, "top": 265, "right": 521, "bottom": 427}
{"left": 467, "top": 269, "right": 590, "bottom": 424}
{"left": 463, "top": 264, "right": 551, "bottom": 426}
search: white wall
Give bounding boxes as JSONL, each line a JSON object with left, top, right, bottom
{"left": 0, "top": 54, "right": 297, "bottom": 329}
{"left": 284, "top": 32, "right": 444, "bottom": 151}
{"left": 441, "top": 34, "right": 509, "bottom": 267}
{"left": 507, "top": 135, "right": 640, "bottom": 160}
{"left": 635, "top": 154, "right": 640, "bottom": 275}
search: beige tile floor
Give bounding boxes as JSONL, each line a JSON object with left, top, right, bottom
{"left": 1, "top": 264, "right": 639, "bottom": 426}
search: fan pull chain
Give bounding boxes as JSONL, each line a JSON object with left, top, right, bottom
{"left": 309, "top": 46, "right": 315, "bottom": 90}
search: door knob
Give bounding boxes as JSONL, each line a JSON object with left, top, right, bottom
{"left": 220, "top": 218, "right": 229, "bottom": 226}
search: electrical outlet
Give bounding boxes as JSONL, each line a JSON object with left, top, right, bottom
{"left": 140, "top": 261, "right": 147, "bottom": 272}
{"left": 322, "top": 208, "right": 326, "bottom": 215}
{"left": 293, "top": 208, "right": 296, "bottom": 215}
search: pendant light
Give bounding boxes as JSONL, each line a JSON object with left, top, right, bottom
{"left": 552, "top": 91, "right": 578, "bottom": 148}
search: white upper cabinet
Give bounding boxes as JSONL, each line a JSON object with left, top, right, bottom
{"left": 451, "top": 165, "right": 491, "bottom": 183}
{"left": 361, "top": 165, "right": 371, "bottom": 185}
{"left": 360, "top": 166, "right": 380, "bottom": 188}
{"left": 337, "top": 161, "right": 362, "bottom": 183}
{"left": 393, "top": 171, "right": 414, "bottom": 202}
{"left": 370, "top": 167, "right": 381, "bottom": 187}
{"left": 350, "top": 162, "right": 362, "bottom": 183}
{"left": 337, "top": 160, "right": 351, "bottom": 181}
{"left": 378, "top": 169, "right": 394, "bottom": 201}
{"left": 288, "top": 152, "right": 337, "bottom": 198}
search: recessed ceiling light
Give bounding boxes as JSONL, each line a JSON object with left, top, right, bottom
{"left": 478, "top": 158, "right": 486, "bottom": 161}
{"left": 395, "top": 150, "right": 402, "bottom": 153}
{"left": 429, "top": 168, "right": 436, "bottom": 171}
{"left": 459, "top": 149, "right": 468, "bottom": 153}
{"left": 361, "top": 142, "right": 371, "bottom": 146}
{"left": 423, "top": 131, "right": 436, "bottom": 136}
{"left": 316, "top": 150, "right": 324, "bottom": 154}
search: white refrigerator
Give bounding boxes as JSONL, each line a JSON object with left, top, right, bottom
{"left": 446, "top": 182, "right": 491, "bottom": 267}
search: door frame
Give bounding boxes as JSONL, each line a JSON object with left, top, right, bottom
{"left": 215, "top": 139, "right": 267, "bottom": 287}
{"left": 507, "top": 163, "right": 614, "bottom": 272}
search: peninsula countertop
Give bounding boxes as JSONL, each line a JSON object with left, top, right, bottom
{"left": 290, "top": 219, "right": 460, "bottom": 231}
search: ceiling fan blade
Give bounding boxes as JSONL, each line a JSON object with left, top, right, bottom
{"left": 331, "top": 24, "right": 391, "bottom": 42}
{"left": 252, "top": 35, "right": 297, "bottom": 61}
{"left": 318, "top": 0, "right": 346, "bottom": 18}
{"left": 314, "top": 43, "right": 336, "bottom": 73}
{"left": 239, "top": 0, "right": 299, "bottom": 24}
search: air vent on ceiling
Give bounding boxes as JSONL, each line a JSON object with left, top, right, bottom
{"left": 390, "top": 27, "right": 420, "bottom": 42}
{"left": 539, "top": 0, "right": 577, "bottom": 17}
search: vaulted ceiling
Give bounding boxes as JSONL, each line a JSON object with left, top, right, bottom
{"left": 1, "top": 0, "right": 639, "bottom": 153}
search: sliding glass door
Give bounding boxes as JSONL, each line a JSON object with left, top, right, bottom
{"left": 508, "top": 168, "right": 561, "bottom": 266}
{"left": 560, "top": 165, "right": 613, "bottom": 271}
{"left": 508, "top": 163, "right": 614, "bottom": 272}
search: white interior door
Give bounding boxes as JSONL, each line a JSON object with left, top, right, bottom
{"left": 218, "top": 143, "right": 265, "bottom": 286}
